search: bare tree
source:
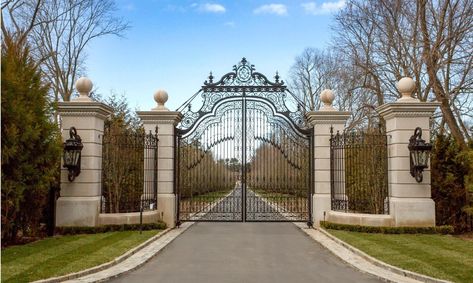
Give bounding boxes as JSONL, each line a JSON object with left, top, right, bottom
{"left": 331, "top": 54, "right": 382, "bottom": 130}
{"left": 289, "top": 48, "right": 329, "bottom": 111}
{"left": 332, "top": 1, "right": 387, "bottom": 107}
{"left": 328, "top": 0, "right": 472, "bottom": 144}
{"left": 289, "top": 47, "right": 381, "bottom": 129}
{"left": 2, "top": 0, "right": 129, "bottom": 102}
{"left": 418, "top": 0, "right": 473, "bottom": 148}
{"left": 1, "top": 0, "right": 43, "bottom": 43}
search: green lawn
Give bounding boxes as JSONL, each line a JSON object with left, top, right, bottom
{"left": 328, "top": 229, "right": 473, "bottom": 283}
{"left": 180, "top": 190, "right": 232, "bottom": 206}
{"left": 194, "top": 190, "right": 231, "bottom": 201}
{"left": 1, "top": 230, "right": 161, "bottom": 283}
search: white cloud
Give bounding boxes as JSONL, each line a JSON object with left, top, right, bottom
{"left": 224, "top": 21, "right": 236, "bottom": 27}
{"left": 253, "top": 4, "right": 287, "bottom": 16}
{"left": 198, "top": 3, "right": 226, "bottom": 13}
{"left": 302, "top": 1, "right": 346, "bottom": 15}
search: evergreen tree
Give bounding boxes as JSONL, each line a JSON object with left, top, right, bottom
{"left": 431, "top": 135, "right": 472, "bottom": 232}
{"left": 1, "top": 33, "right": 61, "bottom": 244}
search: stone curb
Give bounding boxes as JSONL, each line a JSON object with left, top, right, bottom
{"left": 317, "top": 228, "right": 451, "bottom": 283}
{"left": 32, "top": 228, "right": 173, "bottom": 283}
{"left": 309, "top": 226, "right": 451, "bottom": 283}
{"left": 295, "top": 224, "right": 418, "bottom": 283}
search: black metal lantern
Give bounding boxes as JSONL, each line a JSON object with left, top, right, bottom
{"left": 408, "top": 127, "right": 432, "bottom": 183}
{"left": 63, "top": 127, "right": 83, "bottom": 182}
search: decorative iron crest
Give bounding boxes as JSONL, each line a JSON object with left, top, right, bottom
{"left": 178, "top": 58, "right": 306, "bottom": 134}
{"left": 203, "top": 57, "right": 284, "bottom": 90}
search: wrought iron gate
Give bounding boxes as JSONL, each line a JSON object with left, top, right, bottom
{"left": 176, "top": 58, "right": 312, "bottom": 224}
{"left": 330, "top": 128, "right": 389, "bottom": 214}
{"left": 101, "top": 125, "right": 159, "bottom": 213}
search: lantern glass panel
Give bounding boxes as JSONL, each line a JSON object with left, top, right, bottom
{"left": 73, "top": 149, "right": 81, "bottom": 165}
{"left": 419, "top": 150, "right": 429, "bottom": 167}
{"left": 411, "top": 150, "right": 419, "bottom": 167}
{"left": 63, "top": 150, "right": 74, "bottom": 166}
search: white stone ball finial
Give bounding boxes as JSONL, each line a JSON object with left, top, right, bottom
{"left": 153, "top": 89, "right": 169, "bottom": 111}
{"left": 396, "top": 77, "right": 418, "bottom": 102}
{"left": 320, "top": 89, "right": 335, "bottom": 110}
{"left": 74, "top": 77, "right": 93, "bottom": 102}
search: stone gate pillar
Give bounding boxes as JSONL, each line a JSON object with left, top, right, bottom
{"left": 306, "top": 90, "right": 350, "bottom": 227}
{"left": 56, "top": 77, "right": 112, "bottom": 227}
{"left": 137, "top": 90, "right": 182, "bottom": 228}
{"left": 377, "top": 78, "right": 440, "bottom": 226}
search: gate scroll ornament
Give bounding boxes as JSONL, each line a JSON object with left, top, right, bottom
{"left": 176, "top": 58, "right": 313, "bottom": 225}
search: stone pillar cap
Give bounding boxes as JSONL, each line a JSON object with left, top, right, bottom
{"left": 396, "top": 77, "right": 419, "bottom": 102}
{"left": 320, "top": 89, "right": 335, "bottom": 110}
{"left": 73, "top": 77, "right": 93, "bottom": 102}
{"left": 152, "top": 89, "right": 169, "bottom": 111}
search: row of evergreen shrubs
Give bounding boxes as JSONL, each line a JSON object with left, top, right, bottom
{"left": 55, "top": 222, "right": 167, "bottom": 235}
{"left": 320, "top": 221, "right": 454, "bottom": 234}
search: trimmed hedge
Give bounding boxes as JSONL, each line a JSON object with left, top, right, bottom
{"left": 55, "top": 222, "right": 167, "bottom": 235}
{"left": 320, "top": 221, "right": 453, "bottom": 234}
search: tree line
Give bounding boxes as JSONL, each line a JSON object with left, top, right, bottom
{"left": 288, "top": 0, "right": 472, "bottom": 231}
{"left": 1, "top": 0, "right": 128, "bottom": 245}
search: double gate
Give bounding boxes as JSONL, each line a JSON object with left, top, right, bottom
{"left": 176, "top": 58, "right": 312, "bottom": 224}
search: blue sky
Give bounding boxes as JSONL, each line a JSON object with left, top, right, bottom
{"left": 86, "top": 0, "right": 345, "bottom": 111}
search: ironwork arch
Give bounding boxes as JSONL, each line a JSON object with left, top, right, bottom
{"left": 177, "top": 57, "right": 307, "bottom": 135}
{"left": 176, "top": 58, "right": 313, "bottom": 225}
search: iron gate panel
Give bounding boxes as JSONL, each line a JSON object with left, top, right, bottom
{"left": 178, "top": 99, "right": 243, "bottom": 222}
{"left": 101, "top": 125, "right": 158, "bottom": 213}
{"left": 176, "top": 58, "right": 312, "bottom": 224}
{"left": 330, "top": 128, "right": 389, "bottom": 214}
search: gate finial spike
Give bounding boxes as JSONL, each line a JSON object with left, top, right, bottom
{"left": 208, "top": 72, "right": 214, "bottom": 83}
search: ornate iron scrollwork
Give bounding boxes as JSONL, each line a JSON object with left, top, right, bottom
{"left": 178, "top": 58, "right": 306, "bottom": 134}
{"left": 176, "top": 58, "right": 312, "bottom": 225}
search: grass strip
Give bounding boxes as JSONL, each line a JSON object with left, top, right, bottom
{"left": 328, "top": 229, "right": 473, "bottom": 283}
{"left": 1, "top": 230, "right": 160, "bottom": 283}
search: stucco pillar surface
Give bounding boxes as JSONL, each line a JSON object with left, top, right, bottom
{"left": 56, "top": 90, "right": 112, "bottom": 226}
{"left": 306, "top": 109, "right": 350, "bottom": 227}
{"left": 376, "top": 77, "right": 440, "bottom": 228}
{"left": 137, "top": 90, "right": 182, "bottom": 228}
{"left": 377, "top": 101, "right": 439, "bottom": 226}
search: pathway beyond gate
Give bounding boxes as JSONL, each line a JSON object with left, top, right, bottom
{"left": 110, "top": 222, "right": 381, "bottom": 283}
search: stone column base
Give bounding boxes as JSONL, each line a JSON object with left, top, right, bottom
{"left": 313, "top": 194, "right": 331, "bottom": 227}
{"left": 390, "top": 197, "right": 435, "bottom": 227}
{"left": 158, "top": 193, "right": 176, "bottom": 228}
{"left": 327, "top": 211, "right": 394, "bottom": 226}
{"left": 56, "top": 196, "right": 100, "bottom": 227}
{"left": 98, "top": 210, "right": 161, "bottom": 225}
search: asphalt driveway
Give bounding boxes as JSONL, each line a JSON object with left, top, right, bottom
{"left": 110, "top": 222, "right": 381, "bottom": 283}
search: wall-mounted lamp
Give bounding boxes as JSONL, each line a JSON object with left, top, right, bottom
{"left": 63, "top": 127, "right": 83, "bottom": 182}
{"left": 408, "top": 127, "right": 432, "bottom": 183}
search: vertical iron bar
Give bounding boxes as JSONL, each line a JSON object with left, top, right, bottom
{"left": 384, "top": 134, "right": 389, "bottom": 214}
{"left": 175, "top": 130, "right": 181, "bottom": 226}
{"left": 242, "top": 91, "right": 247, "bottom": 222}
{"left": 308, "top": 128, "right": 314, "bottom": 226}
{"left": 155, "top": 127, "right": 158, "bottom": 211}
{"left": 330, "top": 126, "right": 334, "bottom": 212}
